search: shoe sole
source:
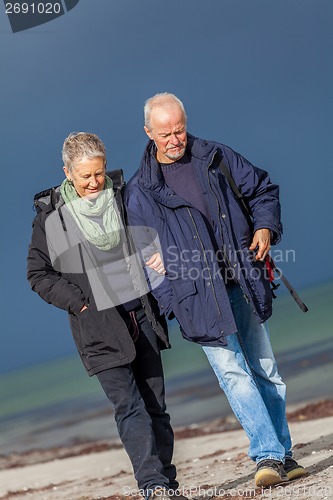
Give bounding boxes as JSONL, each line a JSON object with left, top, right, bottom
{"left": 255, "top": 468, "right": 288, "bottom": 488}
{"left": 286, "top": 467, "right": 306, "bottom": 481}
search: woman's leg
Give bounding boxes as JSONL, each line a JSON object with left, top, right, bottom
{"left": 96, "top": 362, "right": 171, "bottom": 494}
{"left": 131, "top": 308, "right": 178, "bottom": 491}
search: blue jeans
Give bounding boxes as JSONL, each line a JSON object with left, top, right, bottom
{"left": 202, "top": 284, "right": 292, "bottom": 464}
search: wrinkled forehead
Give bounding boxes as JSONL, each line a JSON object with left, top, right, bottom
{"left": 150, "top": 104, "right": 186, "bottom": 130}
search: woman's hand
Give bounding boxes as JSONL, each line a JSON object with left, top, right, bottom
{"left": 80, "top": 304, "right": 88, "bottom": 312}
{"left": 145, "top": 252, "right": 166, "bottom": 274}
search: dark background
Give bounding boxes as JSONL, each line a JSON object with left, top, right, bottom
{"left": 0, "top": 0, "right": 332, "bottom": 373}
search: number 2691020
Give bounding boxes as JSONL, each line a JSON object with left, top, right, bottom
{"left": 5, "top": 3, "right": 62, "bottom": 14}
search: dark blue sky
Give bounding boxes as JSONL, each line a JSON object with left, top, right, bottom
{"left": 1, "top": 1, "right": 332, "bottom": 373}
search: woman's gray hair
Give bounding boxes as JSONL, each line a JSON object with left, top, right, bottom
{"left": 62, "top": 132, "right": 106, "bottom": 173}
{"left": 144, "top": 92, "right": 187, "bottom": 130}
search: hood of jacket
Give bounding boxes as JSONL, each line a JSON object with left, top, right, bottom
{"left": 138, "top": 133, "right": 217, "bottom": 192}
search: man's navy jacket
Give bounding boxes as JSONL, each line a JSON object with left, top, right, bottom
{"left": 125, "top": 133, "right": 282, "bottom": 347}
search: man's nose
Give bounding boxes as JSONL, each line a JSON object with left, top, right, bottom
{"left": 170, "top": 133, "right": 180, "bottom": 144}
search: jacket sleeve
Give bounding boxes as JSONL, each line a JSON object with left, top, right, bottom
{"left": 222, "top": 146, "right": 283, "bottom": 245}
{"left": 27, "top": 214, "right": 87, "bottom": 315}
{"left": 125, "top": 186, "right": 174, "bottom": 318}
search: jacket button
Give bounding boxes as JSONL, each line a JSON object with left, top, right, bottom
{"left": 206, "top": 281, "right": 211, "bottom": 286}
{"left": 211, "top": 169, "right": 216, "bottom": 174}
{"left": 221, "top": 213, "right": 226, "bottom": 218}
{"left": 233, "top": 263, "right": 237, "bottom": 267}
{"left": 193, "top": 235, "right": 198, "bottom": 239}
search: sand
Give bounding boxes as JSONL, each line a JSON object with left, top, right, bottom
{"left": 0, "top": 400, "right": 332, "bottom": 500}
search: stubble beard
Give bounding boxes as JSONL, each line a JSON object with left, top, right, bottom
{"left": 165, "top": 146, "right": 186, "bottom": 161}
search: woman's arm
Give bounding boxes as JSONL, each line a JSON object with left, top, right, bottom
{"left": 27, "top": 215, "right": 87, "bottom": 315}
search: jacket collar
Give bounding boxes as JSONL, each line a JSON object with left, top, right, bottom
{"left": 138, "top": 133, "right": 217, "bottom": 191}
{"left": 34, "top": 169, "right": 125, "bottom": 215}
{"left": 136, "top": 133, "right": 218, "bottom": 208}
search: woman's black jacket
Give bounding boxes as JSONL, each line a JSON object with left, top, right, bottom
{"left": 27, "top": 170, "right": 169, "bottom": 376}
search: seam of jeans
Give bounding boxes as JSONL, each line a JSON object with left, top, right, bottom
{"left": 235, "top": 329, "right": 262, "bottom": 393}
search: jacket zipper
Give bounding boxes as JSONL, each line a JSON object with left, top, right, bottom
{"left": 206, "top": 154, "right": 252, "bottom": 306}
{"left": 206, "top": 152, "right": 234, "bottom": 272}
{"left": 116, "top": 189, "right": 147, "bottom": 297}
{"left": 117, "top": 188, "right": 169, "bottom": 345}
{"left": 186, "top": 207, "right": 222, "bottom": 317}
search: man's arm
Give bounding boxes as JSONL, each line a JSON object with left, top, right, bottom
{"left": 125, "top": 187, "right": 174, "bottom": 318}
{"left": 222, "top": 145, "right": 283, "bottom": 246}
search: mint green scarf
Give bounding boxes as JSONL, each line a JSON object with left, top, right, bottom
{"left": 60, "top": 175, "right": 121, "bottom": 250}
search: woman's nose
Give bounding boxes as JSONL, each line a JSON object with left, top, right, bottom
{"left": 89, "top": 177, "right": 98, "bottom": 187}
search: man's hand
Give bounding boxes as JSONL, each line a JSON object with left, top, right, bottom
{"left": 145, "top": 252, "right": 166, "bottom": 274}
{"left": 249, "top": 229, "right": 271, "bottom": 261}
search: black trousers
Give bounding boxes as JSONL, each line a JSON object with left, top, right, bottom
{"left": 96, "top": 307, "right": 178, "bottom": 494}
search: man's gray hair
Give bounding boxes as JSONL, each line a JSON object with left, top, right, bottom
{"left": 144, "top": 92, "right": 187, "bottom": 130}
{"left": 62, "top": 132, "right": 106, "bottom": 173}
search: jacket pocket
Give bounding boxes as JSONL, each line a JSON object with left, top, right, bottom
{"left": 176, "top": 279, "right": 197, "bottom": 303}
{"left": 76, "top": 308, "right": 101, "bottom": 346}
{"left": 172, "top": 279, "right": 199, "bottom": 339}
{"left": 172, "top": 278, "right": 225, "bottom": 345}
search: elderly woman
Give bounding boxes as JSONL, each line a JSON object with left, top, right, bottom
{"left": 27, "top": 132, "right": 178, "bottom": 499}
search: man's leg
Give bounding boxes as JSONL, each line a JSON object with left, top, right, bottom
{"left": 96, "top": 362, "right": 171, "bottom": 495}
{"left": 228, "top": 286, "right": 292, "bottom": 457}
{"left": 227, "top": 285, "right": 305, "bottom": 482}
{"left": 202, "top": 340, "right": 286, "bottom": 464}
{"left": 201, "top": 285, "right": 287, "bottom": 464}
{"left": 131, "top": 308, "right": 178, "bottom": 492}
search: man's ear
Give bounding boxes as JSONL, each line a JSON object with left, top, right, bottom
{"left": 144, "top": 126, "right": 153, "bottom": 141}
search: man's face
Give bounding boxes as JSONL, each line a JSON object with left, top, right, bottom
{"left": 63, "top": 157, "right": 106, "bottom": 199}
{"left": 144, "top": 104, "right": 187, "bottom": 164}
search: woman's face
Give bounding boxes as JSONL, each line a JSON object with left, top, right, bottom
{"left": 63, "top": 157, "right": 106, "bottom": 199}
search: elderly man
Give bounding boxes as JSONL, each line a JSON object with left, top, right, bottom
{"left": 125, "top": 93, "right": 305, "bottom": 488}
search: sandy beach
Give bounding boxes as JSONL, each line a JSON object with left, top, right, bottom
{"left": 0, "top": 400, "right": 332, "bottom": 500}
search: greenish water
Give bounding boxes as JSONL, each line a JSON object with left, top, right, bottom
{"left": 0, "top": 281, "right": 332, "bottom": 454}
{"left": 0, "top": 357, "right": 100, "bottom": 419}
{"left": 269, "top": 280, "right": 332, "bottom": 350}
{"left": 162, "top": 280, "right": 333, "bottom": 377}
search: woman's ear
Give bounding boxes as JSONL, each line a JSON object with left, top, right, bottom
{"left": 63, "top": 165, "right": 71, "bottom": 181}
